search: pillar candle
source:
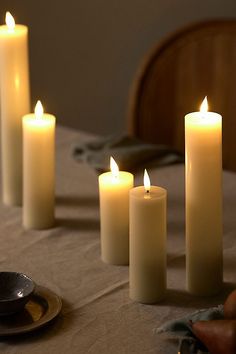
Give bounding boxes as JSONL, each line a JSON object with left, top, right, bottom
{"left": 129, "top": 169, "right": 167, "bottom": 303}
{"left": 23, "top": 101, "right": 55, "bottom": 229}
{"left": 0, "top": 12, "right": 30, "bottom": 206}
{"left": 99, "top": 157, "right": 134, "bottom": 265}
{"left": 185, "top": 97, "right": 223, "bottom": 296}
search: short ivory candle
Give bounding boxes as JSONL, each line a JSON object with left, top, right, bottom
{"left": 185, "top": 97, "right": 223, "bottom": 296}
{"left": 129, "top": 170, "right": 167, "bottom": 303}
{"left": 0, "top": 12, "right": 30, "bottom": 206}
{"left": 23, "top": 101, "right": 55, "bottom": 229}
{"left": 99, "top": 157, "right": 134, "bottom": 265}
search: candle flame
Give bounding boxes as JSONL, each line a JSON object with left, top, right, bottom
{"left": 34, "top": 100, "right": 44, "bottom": 119}
{"left": 110, "top": 156, "right": 119, "bottom": 178}
{"left": 200, "top": 96, "right": 208, "bottom": 114}
{"left": 144, "top": 169, "right": 151, "bottom": 193}
{"left": 5, "top": 12, "right": 15, "bottom": 30}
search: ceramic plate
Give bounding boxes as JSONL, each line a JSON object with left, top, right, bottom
{"left": 0, "top": 285, "right": 62, "bottom": 336}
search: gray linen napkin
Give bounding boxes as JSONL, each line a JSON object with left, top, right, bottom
{"left": 155, "top": 305, "right": 224, "bottom": 353}
{"left": 72, "top": 134, "right": 184, "bottom": 173}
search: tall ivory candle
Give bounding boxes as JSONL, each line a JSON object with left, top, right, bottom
{"left": 129, "top": 170, "right": 167, "bottom": 303}
{"left": 99, "top": 157, "right": 134, "bottom": 265}
{"left": 185, "top": 97, "right": 223, "bottom": 296}
{"left": 23, "top": 101, "right": 55, "bottom": 229}
{"left": 0, "top": 12, "right": 30, "bottom": 206}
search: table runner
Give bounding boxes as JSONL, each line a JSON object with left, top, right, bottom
{"left": 0, "top": 126, "right": 235, "bottom": 353}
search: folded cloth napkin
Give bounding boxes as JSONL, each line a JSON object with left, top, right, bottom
{"left": 72, "top": 134, "right": 184, "bottom": 173}
{"left": 155, "top": 305, "right": 224, "bottom": 353}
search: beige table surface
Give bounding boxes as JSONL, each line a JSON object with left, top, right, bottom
{"left": 0, "top": 125, "right": 235, "bottom": 354}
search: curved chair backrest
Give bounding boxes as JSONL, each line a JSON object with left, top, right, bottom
{"left": 128, "top": 20, "right": 236, "bottom": 171}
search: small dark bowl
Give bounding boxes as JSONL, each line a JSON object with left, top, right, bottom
{"left": 0, "top": 272, "right": 35, "bottom": 315}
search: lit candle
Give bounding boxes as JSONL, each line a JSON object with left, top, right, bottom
{"left": 23, "top": 101, "right": 55, "bottom": 229}
{"left": 0, "top": 12, "right": 30, "bottom": 206}
{"left": 129, "top": 170, "right": 167, "bottom": 303}
{"left": 98, "top": 157, "right": 134, "bottom": 265}
{"left": 185, "top": 97, "right": 223, "bottom": 296}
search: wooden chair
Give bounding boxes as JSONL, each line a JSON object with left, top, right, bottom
{"left": 128, "top": 19, "right": 236, "bottom": 171}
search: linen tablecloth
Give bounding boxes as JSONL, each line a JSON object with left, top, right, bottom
{"left": 0, "top": 126, "right": 235, "bottom": 354}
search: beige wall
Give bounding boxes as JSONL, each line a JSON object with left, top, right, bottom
{"left": 1, "top": 1, "right": 236, "bottom": 135}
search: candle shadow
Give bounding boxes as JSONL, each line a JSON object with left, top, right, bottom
{"left": 223, "top": 255, "right": 236, "bottom": 271}
{"left": 56, "top": 195, "right": 99, "bottom": 208}
{"left": 168, "top": 220, "right": 185, "bottom": 234}
{"left": 167, "top": 254, "right": 185, "bottom": 268}
{"left": 56, "top": 217, "right": 100, "bottom": 231}
{"left": 154, "top": 282, "right": 236, "bottom": 308}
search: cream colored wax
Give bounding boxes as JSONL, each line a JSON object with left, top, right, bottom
{"left": 99, "top": 157, "right": 134, "bottom": 265}
{"left": 185, "top": 97, "right": 223, "bottom": 296}
{"left": 129, "top": 170, "right": 167, "bottom": 304}
{"left": 0, "top": 12, "right": 30, "bottom": 205}
{"left": 23, "top": 101, "right": 55, "bottom": 229}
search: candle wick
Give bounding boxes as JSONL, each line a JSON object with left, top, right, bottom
{"left": 112, "top": 174, "right": 119, "bottom": 183}
{"left": 144, "top": 188, "right": 150, "bottom": 199}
